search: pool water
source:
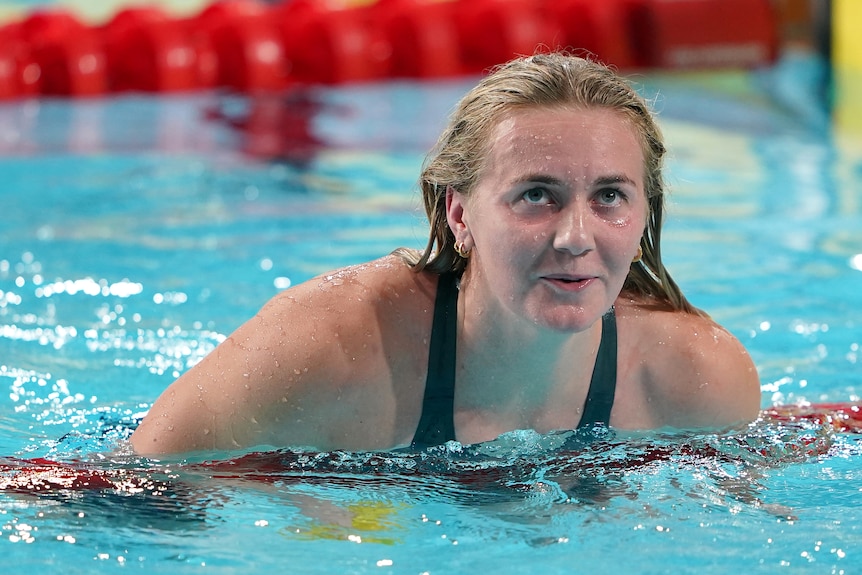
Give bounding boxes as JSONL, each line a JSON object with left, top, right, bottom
{"left": 1, "top": 51, "right": 862, "bottom": 573}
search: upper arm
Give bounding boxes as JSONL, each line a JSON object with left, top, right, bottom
{"left": 637, "top": 311, "right": 761, "bottom": 429}
{"left": 130, "top": 290, "right": 340, "bottom": 455}
{"left": 130, "top": 257, "right": 432, "bottom": 456}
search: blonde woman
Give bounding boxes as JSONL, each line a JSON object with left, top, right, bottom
{"left": 131, "top": 52, "right": 760, "bottom": 455}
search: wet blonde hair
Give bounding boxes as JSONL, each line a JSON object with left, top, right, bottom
{"left": 396, "top": 51, "right": 699, "bottom": 314}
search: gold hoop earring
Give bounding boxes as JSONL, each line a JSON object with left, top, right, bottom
{"left": 632, "top": 246, "right": 643, "bottom": 263}
{"left": 454, "top": 241, "right": 471, "bottom": 259}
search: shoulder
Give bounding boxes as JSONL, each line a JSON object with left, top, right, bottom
{"left": 256, "top": 255, "right": 439, "bottom": 446}
{"left": 614, "top": 295, "right": 761, "bottom": 429}
{"left": 251, "top": 255, "right": 439, "bottom": 381}
{"left": 260, "top": 255, "right": 438, "bottom": 334}
{"left": 132, "top": 256, "right": 441, "bottom": 455}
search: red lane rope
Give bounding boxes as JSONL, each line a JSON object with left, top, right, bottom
{"left": 1, "top": 0, "right": 778, "bottom": 99}
{"left": 763, "top": 402, "right": 862, "bottom": 434}
{"left": 1, "top": 402, "right": 859, "bottom": 494}
{"left": 0, "top": 457, "right": 129, "bottom": 493}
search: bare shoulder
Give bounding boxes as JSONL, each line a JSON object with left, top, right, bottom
{"left": 614, "top": 296, "right": 761, "bottom": 429}
{"left": 131, "top": 255, "right": 439, "bottom": 455}
{"left": 255, "top": 254, "right": 439, "bottom": 379}
{"left": 256, "top": 255, "right": 433, "bottom": 338}
{"left": 226, "top": 252, "right": 436, "bottom": 432}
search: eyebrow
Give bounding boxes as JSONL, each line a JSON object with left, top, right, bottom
{"left": 515, "top": 173, "right": 638, "bottom": 187}
{"left": 516, "top": 174, "right": 566, "bottom": 186}
{"left": 594, "top": 174, "right": 638, "bottom": 187}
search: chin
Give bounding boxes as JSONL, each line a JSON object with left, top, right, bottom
{"left": 532, "top": 307, "right": 602, "bottom": 333}
{"left": 522, "top": 282, "right": 616, "bottom": 333}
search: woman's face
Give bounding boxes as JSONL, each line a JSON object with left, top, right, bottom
{"left": 448, "top": 106, "right": 648, "bottom": 333}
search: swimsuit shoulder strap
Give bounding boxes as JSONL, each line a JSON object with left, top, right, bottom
{"left": 411, "top": 272, "right": 459, "bottom": 448}
{"left": 577, "top": 307, "right": 618, "bottom": 428}
{"left": 411, "top": 285, "right": 618, "bottom": 448}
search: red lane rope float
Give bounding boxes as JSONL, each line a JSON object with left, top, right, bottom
{"left": 197, "top": 0, "right": 290, "bottom": 92}
{"left": 0, "top": 0, "right": 779, "bottom": 99}
{"left": 0, "top": 402, "right": 859, "bottom": 496}
{"left": 634, "top": 0, "right": 778, "bottom": 69}
{"left": 0, "top": 457, "right": 128, "bottom": 493}
{"left": 376, "top": 0, "right": 463, "bottom": 79}
{"left": 15, "top": 10, "right": 109, "bottom": 96}
{"left": 0, "top": 25, "right": 41, "bottom": 98}
{"left": 102, "top": 6, "right": 209, "bottom": 93}
{"left": 764, "top": 402, "right": 862, "bottom": 434}
{"left": 545, "top": 0, "right": 643, "bottom": 70}
{"left": 454, "top": 0, "right": 552, "bottom": 76}
{"left": 276, "top": 0, "right": 391, "bottom": 85}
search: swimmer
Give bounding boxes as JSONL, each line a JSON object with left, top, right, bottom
{"left": 130, "top": 52, "right": 761, "bottom": 456}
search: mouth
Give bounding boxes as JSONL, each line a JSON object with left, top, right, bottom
{"left": 540, "top": 274, "right": 597, "bottom": 291}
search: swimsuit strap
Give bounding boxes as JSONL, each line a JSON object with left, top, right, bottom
{"left": 576, "top": 307, "right": 618, "bottom": 428}
{"left": 411, "top": 276, "right": 618, "bottom": 448}
{"left": 410, "top": 272, "right": 459, "bottom": 449}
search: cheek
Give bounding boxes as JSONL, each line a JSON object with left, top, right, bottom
{"left": 474, "top": 229, "right": 543, "bottom": 282}
{"left": 600, "top": 219, "right": 644, "bottom": 265}
{"left": 624, "top": 201, "right": 649, "bottom": 243}
{"left": 484, "top": 232, "right": 533, "bottom": 269}
{"left": 503, "top": 227, "right": 549, "bottom": 256}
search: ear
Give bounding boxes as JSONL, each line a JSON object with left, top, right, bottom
{"left": 445, "top": 185, "right": 470, "bottom": 244}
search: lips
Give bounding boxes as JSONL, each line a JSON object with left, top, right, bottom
{"left": 541, "top": 274, "right": 597, "bottom": 291}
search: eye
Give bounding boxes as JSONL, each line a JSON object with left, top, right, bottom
{"left": 595, "top": 188, "right": 624, "bottom": 207}
{"left": 522, "top": 187, "right": 552, "bottom": 205}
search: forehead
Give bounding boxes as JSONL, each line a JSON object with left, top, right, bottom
{"left": 482, "top": 106, "right": 645, "bottom": 182}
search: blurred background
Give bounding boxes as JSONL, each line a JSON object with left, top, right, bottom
{"left": 0, "top": 0, "right": 857, "bottom": 137}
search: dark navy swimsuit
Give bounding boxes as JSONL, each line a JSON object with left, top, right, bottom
{"left": 411, "top": 272, "right": 618, "bottom": 448}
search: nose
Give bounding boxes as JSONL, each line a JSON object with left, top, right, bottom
{"left": 551, "top": 201, "right": 595, "bottom": 256}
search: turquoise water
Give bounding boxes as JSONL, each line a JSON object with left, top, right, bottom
{"left": 1, "top": 51, "right": 862, "bottom": 573}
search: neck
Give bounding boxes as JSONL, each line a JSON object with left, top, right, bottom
{"left": 455, "top": 278, "right": 603, "bottom": 413}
